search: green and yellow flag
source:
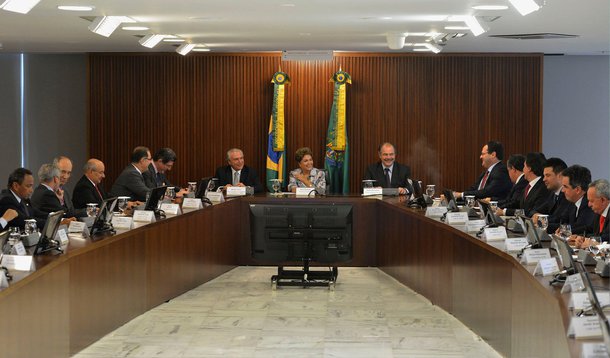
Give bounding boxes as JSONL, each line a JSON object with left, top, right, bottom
{"left": 324, "top": 69, "right": 351, "bottom": 194}
{"left": 266, "top": 71, "right": 290, "bottom": 191}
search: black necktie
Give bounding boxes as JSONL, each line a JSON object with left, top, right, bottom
{"left": 21, "top": 200, "right": 30, "bottom": 217}
{"left": 156, "top": 172, "right": 162, "bottom": 186}
{"left": 384, "top": 168, "right": 391, "bottom": 188}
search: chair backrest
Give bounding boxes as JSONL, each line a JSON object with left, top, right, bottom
{"left": 324, "top": 169, "right": 331, "bottom": 195}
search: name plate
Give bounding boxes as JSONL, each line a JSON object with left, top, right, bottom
{"left": 581, "top": 343, "right": 609, "bottom": 358}
{"left": 68, "top": 221, "right": 87, "bottom": 233}
{"left": 132, "top": 210, "right": 156, "bottom": 223}
{"left": 1, "top": 255, "right": 34, "bottom": 271}
{"left": 296, "top": 187, "right": 316, "bottom": 197}
{"left": 56, "top": 228, "right": 69, "bottom": 245}
{"left": 505, "top": 237, "right": 529, "bottom": 252}
{"left": 14, "top": 241, "right": 27, "bottom": 256}
{"left": 561, "top": 273, "right": 585, "bottom": 294}
{"left": 160, "top": 203, "right": 181, "bottom": 215}
{"left": 568, "top": 315, "right": 602, "bottom": 339}
{"left": 446, "top": 212, "right": 469, "bottom": 225}
{"left": 425, "top": 206, "right": 448, "bottom": 217}
{"left": 569, "top": 292, "right": 610, "bottom": 310}
{"left": 182, "top": 198, "right": 203, "bottom": 210}
{"left": 483, "top": 226, "right": 508, "bottom": 242}
{"left": 112, "top": 216, "right": 133, "bottom": 229}
{"left": 520, "top": 248, "right": 551, "bottom": 265}
{"left": 226, "top": 186, "right": 247, "bottom": 197}
{"left": 363, "top": 188, "right": 383, "bottom": 196}
{"left": 534, "top": 257, "right": 561, "bottom": 276}
{"left": 206, "top": 192, "right": 225, "bottom": 203}
{"left": 466, "top": 219, "right": 486, "bottom": 232}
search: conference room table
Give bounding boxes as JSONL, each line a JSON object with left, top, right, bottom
{"left": 0, "top": 193, "right": 601, "bottom": 357}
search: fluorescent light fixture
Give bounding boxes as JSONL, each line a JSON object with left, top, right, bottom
{"left": 176, "top": 43, "right": 196, "bottom": 56}
{"left": 508, "top": 0, "right": 540, "bottom": 16}
{"left": 89, "top": 16, "right": 127, "bottom": 37}
{"left": 424, "top": 43, "right": 442, "bottom": 53}
{"left": 445, "top": 26, "right": 470, "bottom": 30}
{"left": 192, "top": 48, "right": 211, "bottom": 52}
{"left": 472, "top": 5, "right": 509, "bottom": 10}
{"left": 413, "top": 48, "right": 432, "bottom": 52}
{"left": 139, "top": 34, "right": 166, "bottom": 48}
{"left": 57, "top": 5, "right": 94, "bottom": 11}
{"left": 464, "top": 16, "right": 486, "bottom": 36}
{"left": 0, "top": 0, "right": 41, "bottom": 14}
{"left": 164, "top": 38, "right": 185, "bottom": 42}
{"left": 122, "top": 26, "right": 149, "bottom": 31}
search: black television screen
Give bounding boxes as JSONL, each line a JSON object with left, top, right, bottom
{"left": 443, "top": 189, "right": 459, "bottom": 212}
{"left": 90, "top": 197, "right": 117, "bottom": 235}
{"left": 145, "top": 186, "right": 168, "bottom": 211}
{"left": 249, "top": 203, "right": 353, "bottom": 263}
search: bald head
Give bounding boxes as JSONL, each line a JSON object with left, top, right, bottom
{"left": 84, "top": 158, "right": 105, "bottom": 185}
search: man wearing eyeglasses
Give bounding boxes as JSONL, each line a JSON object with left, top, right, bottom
{"left": 110, "top": 146, "right": 153, "bottom": 202}
{"left": 73, "top": 158, "right": 108, "bottom": 209}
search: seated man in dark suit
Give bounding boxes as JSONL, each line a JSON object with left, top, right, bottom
{"left": 497, "top": 154, "right": 527, "bottom": 208}
{"left": 0, "top": 168, "right": 48, "bottom": 229}
{"left": 53, "top": 156, "right": 87, "bottom": 218}
{"left": 215, "top": 148, "right": 263, "bottom": 193}
{"left": 455, "top": 140, "right": 512, "bottom": 201}
{"left": 501, "top": 152, "right": 552, "bottom": 217}
{"left": 532, "top": 157, "right": 570, "bottom": 232}
{"left": 31, "top": 164, "right": 77, "bottom": 223}
{"left": 570, "top": 178, "right": 610, "bottom": 248}
{"left": 110, "top": 146, "right": 153, "bottom": 202}
{"left": 363, "top": 142, "right": 415, "bottom": 195}
{"left": 73, "top": 158, "right": 108, "bottom": 209}
{"left": 558, "top": 165, "right": 594, "bottom": 236}
{"left": 146, "top": 148, "right": 188, "bottom": 196}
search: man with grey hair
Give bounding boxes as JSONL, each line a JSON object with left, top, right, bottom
{"left": 53, "top": 156, "right": 87, "bottom": 218}
{"left": 569, "top": 178, "right": 610, "bottom": 248}
{"left": 73, "top": 158, "right": 107, "bottom": 209}
{"left": 30, "top": 164, "right": 77, "bottom": 222}
{"left": 215, "top": 148, "right": 263, "bottom": 193}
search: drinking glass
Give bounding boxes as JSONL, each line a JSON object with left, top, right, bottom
{"left": 166, "top": 187, "right": 176, "bottom": 200}
{"left": 465, "top": 195, "right": 476, "bottom": 209}
{"left": 187, "top": 182, "right": 197, "bottom": 193}
{"left": 537, "top": 214, "right": 549, "bottom": 232}
{"left": 514, "top": 209, "right": 525, "bottom": 218}
{"left": 24, "top": 219, "right": 38, "bottom": 235}
{"left": 117, "top": 196, "right": 130, "bottom": 213}
{"left": 489, "top": 201, "right": 498, "bottom": 213}
{"left": 86, "top": 203, "right": 98, "bottom": 217}
{"left": 8, "top": 227, "right": 20, "bottom": 246}
{"left": 559, "top": 224, "right": 572, "bottom": 239}
{"left": 425, "top": 185, "right": 435, "bottom": 197}
{"left": 361, "top": 180, "right": 375, "bottom": 189}
{"left": 270, "top": 179, "right": 281, "bottom": 195}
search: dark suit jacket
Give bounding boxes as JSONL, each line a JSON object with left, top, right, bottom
{"left": 0, "top": 189, "right": 47, "bottom": 229}
{"left": 556, "top": 195, "right": 595, "bottom": 236}
{"left": 31, "top": 184, "right": 66, "bottom": 216}
{"left": 590, "top": 209, "right": 610, "bottom": 242}
{"left": 463, "top": 162, "right": 512, "bottom": 201}
{"left": 498, "top": 175, "right": 528, "bottom": 208}
{"left": 542, "top": 192, "right": 572, "bottom": 233}
{"left": 73, "top": 175, "right": 107, "bottom": 209}
{"left": 505, "top": 178, "right": 552, "bottom": 217}
{"left": 110, "top": 164, "right": 151, "bottom": 202}
{"left": 146, "top": 163, "right": 173, "bottom": 188}
{"left": 215, "top": 165, "right": 264, "bottom": 193}
{"left": 363, "top": 161, "right": 415, "bottom": 194}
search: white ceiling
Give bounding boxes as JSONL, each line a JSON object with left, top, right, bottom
{"left": 0, "top": 0, "right": 608, "bottom": 54}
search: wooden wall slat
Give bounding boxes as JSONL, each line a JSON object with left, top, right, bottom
{"left": 89, "top": 52, "right": 542, "bottom": 193}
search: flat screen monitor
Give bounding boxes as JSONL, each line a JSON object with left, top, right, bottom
{"left": 443, "top": 189, "right": 459, "bottom": 212}
{"left": 249, "top": 203, "right": 353, "bottom": 263}
{"left": 90, "top": 197, "right": 117, "bottom": 235}
{"left": 34, "top": 210, "right": 65, "bottom": 255}
{"left": 521, "top": 216, "right": 542, "bottom": 248}
{"left": 0, "top": 230, "right": 9, "bottom": 254}
{"left": 478, "top": 200, "right": 504, "bottom": 226}
{"left": 145, "top": 186, "right": 168, "bottom": 211}
{"left": 576, "top": 261, "right": 610, "bottom": 350}
{"left": 552, "top": 235, "right": 575, "bottom": 271}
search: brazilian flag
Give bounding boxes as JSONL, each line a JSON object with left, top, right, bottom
{"left": 324, "top": 70, "right": 351, "bottom": 194}
{"left": 266, "top": 71, "right": 290, "bottom": 192}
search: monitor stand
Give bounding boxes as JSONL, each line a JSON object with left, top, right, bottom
{"left": 271, "top": 259, "right": 338, "bottom": 290}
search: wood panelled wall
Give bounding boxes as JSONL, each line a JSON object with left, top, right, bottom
{"left": 89, "top": 52, "right": 541, "bottom": 193}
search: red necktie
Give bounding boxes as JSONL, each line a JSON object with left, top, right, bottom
{"left": 524, "top": 184, "right": 531, "bottom": 198}
{"left": 600, "top": 215, "right": 606, "bottom": 234}
{"left": 478, "top": 171, "right": 490, "bottom": 190}
{"left": 95, "top": 184, "right": 103, "bottom": 201}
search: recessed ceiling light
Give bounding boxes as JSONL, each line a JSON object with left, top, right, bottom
{"left": 192, "top": 48, "right": 211, "bottom": 52}
{"left": 57, "top": 5, "right": 94, "bottom": 11}
{"left": 139, "top": 34, "right": 166, "bottom": 48}
{"left": 444, "top": 26, "right": 470, "bottom": 30}
{"left": 176, "top": 43, "right": 196, "bottom": 56}
{"left": 122, "top": 26, "right": 149, "bottom": 31}
{"left": 472, "top": 5, "right": 509, "bottom": 10}
{"left": 163, "top": 38, "right": 185, "bottom": 42}
{"left": 0, "top": 0, "right": 40, "bottom": 14}
{"left": 413, "top": 48, "right": 432, "bottom": 52}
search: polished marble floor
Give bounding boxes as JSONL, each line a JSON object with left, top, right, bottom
{"left": 73, "top": 267, "right": 501, "bottom": 358}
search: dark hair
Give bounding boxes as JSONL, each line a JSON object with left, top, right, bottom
{"left": 295, "top": 147, "right": 313, "bottom": 163}
{"left": 377, "top": 142, "right": 397, "bottom": 155}
{"left": 525, "top": 152, "right": 547, "bottom": 177}
{"left": 153, "top": 148, "right": 177, "bottom": 163}
{"left": 131, "top": 146, "right": 150, "bottom": 163}
{"left": 506, "top": 154, "right": 525, "bottom": 172}
{"left": 486, "top": 141, "right": 504, "bottom": 160}
{"left": 562, "top": 165, "right": 591, "bottom": 191}
{"left": 544, "top": 157, "right": 567, "bottom": 174}
{"left": 7, "top": 168, "right": 33, "bottom": 189}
